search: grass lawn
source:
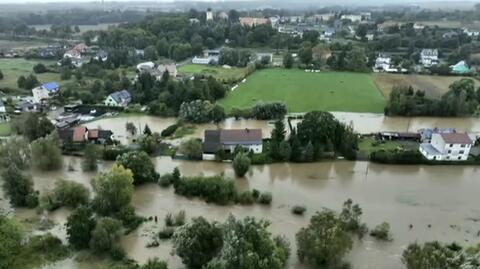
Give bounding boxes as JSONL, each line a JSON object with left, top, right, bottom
{"left": 218, "top": 69, "right": 386, "bottom": 113}
{"left": 372, "top": 73, "right": 480, "bottom": 99}
{"left": 0, "top": 58, "right": 64, "bottom": 92}
{"left": 358, "top": 137, "right": 403, "bottom": 155}
{"left": 0, "top": 121, "right": 11, "bottom": 136}
{"left": 178, "top": 64, "right": 247, "bottom": 82}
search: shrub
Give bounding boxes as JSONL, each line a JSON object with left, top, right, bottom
{"left": 370, "top": 150, "right": 427, "bottom": 164}
{"left": 252, "top": 102, "right": 287, "bottom": 120}
{"left": 258, "top": 192, "right": 272, "bottom": 205}
{"left": 233, "top": 152, "right": 251, "bottom": 177}
{"left": 165, "top": 210, "right": 186, "bottom": 227}
{"left": 250, "top": 153, "right": 270, "bottom": 165}
{"left": 158, "top": 227, "right": 175, "bottom": 239}
{"left": 292, "top": 205, "right": 307, "bottom": 215}
{"left": 369, "top": 222, "right": 392, "bottom": 241}
{"left": 159, "top": 174, "right": 173, "bottom": 187}
{"left": 252, "top": 189, "right": 260, "bottom": 200}
{"left": 173, "top": 175, "right": 237, "bottom": 205}
{"left": 102, "top": 147, "right": 129, "bottom": 160}
{"left": 178, "top": 138, "right": 203, "bottom": 160}
{"left": 42, "top": 179, "right": 90, "bottom": 211}
{"left": 237, "top": 191, "right": 255, "bottom": 205}
{"left": 161, "top": 124, "right": 179, "bottom": 137}
{"left": 33, "top": 63, "right": 48, "bottom": 73}
{"left": 109, "top": 245, "right": 126, "bottom": 261}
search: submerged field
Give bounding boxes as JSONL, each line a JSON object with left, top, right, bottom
{"left": 373, "top": 73, "right": 480, "bottom": 99}
{"left": 178, "top": 64, "right": 247, "bottom": 82}
{"left": 219, "top": 69, "right": 386, "bottom": 113}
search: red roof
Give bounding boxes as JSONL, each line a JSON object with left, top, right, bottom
{"left": 439, "top": 133, "right": 473, "bottom": 144}
{"left": 73, "top": 126, "right": 87, "bottom": 142}
{"left": 88, "top": 129, "right": 99, "bottom": 139}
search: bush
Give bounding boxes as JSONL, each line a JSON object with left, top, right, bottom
{"left": 369, "top": 222, "right": 392, "bottom": 241}
{"left": 42, "top": 180, "right": 90, "bottom": 211}
{"left": 173, "top": 175, "right": 237, "bottom": 205}
{"left": 158, "top": 227, "right": 175, "bottom": 239}
{"left": 258, "top": 192, "right": 272, "bottom": 205}
{"left": 110, "top": 245, "right": 126, "bottom": 261}
{"left": 102, "top": 147, "right": 129, "bottom": 160}
{"left": 161, "top": 124, "right": 179, "bottom": 137}
{"left": 250, "top": 153, "right": 270, "bottom": 165}
{"left": 252, "top": 189, "right": 260, "bottom": 199}
{"left": 237, "top": 191, "right": 255, "bottom": 205}
{"left": 33, "top": 63, "right": 48, "bottom": 74}
{"left": 178, "top": 138, "right": 203, "bottom": 160}
{"left": 252, "top": 102, "right": 287, "bottom": 120}
{"left": 292, "top": 205, "right": 307, "bottom": 215}
{"left": 165, "top": 210, "right": 186, "bottom": 227}
{"left": 370, "top": 150, "right": 427, "bottom": 164}
{"left": 233, "top": 152, "right": 251, "bottom": 177}
{"left": 159, "top": 174, "right": 173, "bottom": 187}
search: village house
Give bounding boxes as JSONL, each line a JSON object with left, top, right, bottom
{"left": 420, "top": 49, "right": 439, "bottom": 67}
{"left": 192, "top": 49, "right": 220, "bottom": 65}
{"left": 463, "top": 28, "right": 480, "bottom": 37}
{"left": 419, "top": 127, "right": 457, "bottom": 143}
{"left": 104, "top": 90, "right": 132, "bottom": 107}
{"left": 413, "top": 23, "right": 425, "bottom": 30}
{"left": 202, "top": 128, "right": 263, "bottom": 160}
{"left": 94, "top": 50, "right": 108, "bottom": 62}
{"left": 419, "top": 133, "right": 474, "bottom": 161}
{"left": 374, "top": 54, "right": 391, "bottom": 71}
{"left": 32, "top": 82, "right": 60, "bottom": 103}
{"left": 450, "top": 60, "right": 471, "bottom": 75}
{"left": 58, "top": 126, "right": 113, "bottom": 145}
{"left": 0, "top": 100, "right": 8, "bottom": 122}
{"left": 206, "top": 9, "right": 214, "bottom": 21}
{"left": 340, "top": 14, "right": 362, "bottom": 22}
{"left": 239, "top": 17, "right": 270, "bottom": 27}
{"left": 158, "top": 64, "right": 177, "bottom": 78}
{"left": 14, "top": 99, "right": 37, "bottom": 113}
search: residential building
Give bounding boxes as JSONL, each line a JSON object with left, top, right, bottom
{"left": 257, "top": 53, "right": 273, "bottom": 63}
{"left": 442, "top": 31, "right": 458, "bottom": 39}
{"left": 419, "top": 128, "right": 456, "bottom": 143}
{"left": 413, "top": 23, "right": 425, "bottom": 30}
{"left": 206, "top": 9, "right": 214, "bottom": 21}
{"left": 450, "top": 60, "right": 471, "bottom": 74}
{"left": 419, "top": 133, "right": 474, "bottom": 161}
{"left": 189, "top": 18, "right": 200, "bottom": 24}
{"left": 374, "top": 54, "right": 391, "bottom": 71}
{"left": 218, "top": 12, "right": 229, "bottom": 20}
{"left": 63, "top": 49, "right": 81, "bottom": 59}
{"left": 463, "top": 28, "right": 480, "bottom": 37}
{"left": 0, "top": 100, "right": 5, "bottom": 113}
{"left": 104, "top": 90, "right": 131, "bottom": 107}
{"left": 73, "top": 43, "right": 89, "bottom": 53}
{"left": 239, "top": 17, "right": 270, "bottom": 27}
{"left": 136, "top": 61, "right": 156, "bottom": 72}
{"left": 360, "top": 12, "right": 371, "bottom": 21}
{"left": 14, "top": 99, "right": 37, "bottom": 113}
{"left": 420, "top": 49, "right": 439, "bottom": 67}
{"left": 94, "top": 50, "right": 108, "bottom": 62}
{"left": 202, "top": 128, "right": 263, "bottom": 159}
{"left": 32, "top": 82, "right": 60, "bottom": 103}
{"left": 192, "top": 49, "right": 220, "bottom": 65}
{"left": 340, "top": 14, "right": 362, "bottom": 22}
{"left": 158, "top": 64, "right": 177, "bottom": 78}
{"left": 58, "top": 126, "right": 113, "bottom": 145}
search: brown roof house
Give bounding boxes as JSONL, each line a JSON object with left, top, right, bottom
{"left": 202, "top": 128, "right": 263, "bottom": 160}
{"left": 419, "top": 132, "right": 475, "bottom": 161}
{"left": 58, "top": 126, "right": 113, "bottom": 148}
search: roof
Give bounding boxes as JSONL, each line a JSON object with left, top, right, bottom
{"left": 73, "top": 43, "right": 88, "bottom": 51}
{"left": 219, "top": 129, "right": 262, "bottom": 144}
{"left": 88, "top": 129, "right": 112, "bottom": 140}
{"left": 420, "top": 143, "right": 441, "bottom": 155}
{"left": 42, "top": 82, "right": 59, "bottom": 91}
{"left": 73, "top": 126, "right": 87, "bottom": 142}
{"left": 203, "top": 130, "right": 221, "bottom": 153}
{"left": 158, "top": 64, "right": 177, "bottom": 74}
{"left": 438, "top": 133, "right": 473, "bottom": 144}
{"left": 421, "top": 49, "right": 438, "bottom": 56}
{"left": 109, "top": 90, "right": 131, "bottom": 104}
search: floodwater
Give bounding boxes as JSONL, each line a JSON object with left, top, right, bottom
{"left": 85, "top": 113, "right": 480, "bottom": 141}
{"left": 5, "top": 155, "right": 479, "bottom": 269}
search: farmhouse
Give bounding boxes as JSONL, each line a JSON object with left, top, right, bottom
{"left": 104, "top": 90, "right": 131, "bottom": 107}
{"left": 202, "top": 128, "right": 263, "bottom": 159}
{"left": 58, "top": 126, "right": 113, "bottom": 145}
{"left": 419, "top": 133, "right": 474, "bottom": 161}
{"left": 32, "top": 82, "right": 60, "bottom": 103}
{"left": 239, "top": 17, "right": 270, "bottom": 27}
{"left": 419, "top": 127, "right": 456, "bottom": 143}
{"left": 420, "top": 49, "right": 439, "bottom": 67}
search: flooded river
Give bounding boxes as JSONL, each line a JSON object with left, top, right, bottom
{"left": 5, "top": 113, "right": 480, "bottom": 268}
{"left": 6, "top": 155, "right": 479, "bottom": 269}
{"left": 86, "top": 113, "right": 480, "bottom": 140}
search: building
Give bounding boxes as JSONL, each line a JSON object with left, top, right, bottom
{"left": 73, "top": 43, "right": 89, "bottom": 53}
{"left": 374, "top": 54, "right": 391, "bottom": 71}
{"left": 104, "top": 90, "right": 131, "bottom": 107}
{"left": 413, "top": 23, "right": 425, "bottom": 30}
{"left": 463, "top": 28, "right": 480, "bottom": 37}
{"left": 218, "top": 12, "right": 229, "bottom": 20}
{"left": 340, "top": 14, "right": 362, "bottom": 22}
{"left": 0, "top": 99, "right": 5, "bottom": 113}
{"left": 420, "top": 49, "right": 439, "bottom": 67}
{"left": 58, "top": 126, "right": 113, "bottom": 145}
{"left": 136, "top": 61, "right": 156, "bottom": 72}
{"left": 14, "top": 99, "right": 37, "bottom": 113}
{"left": 419, "top": 128, "right": 456, "bottom": 143}
{"left": 450, "top": 60, "right": 471, "bottom": 75}
{"left": 63, "top": 49, "right": 81, "bottom": 59}
{"left": 206, "top": 9, "right": 214, "bottom": 21}
{"left": 158, "top": 64, "right": 177, "bottom": 78}
{"left": 202, "top": 128, "right": 263, "bottom": 159}
{"left": 94, "top": 50, "right": 108, "bottom": 62}
{"left": 192, "top": 49, "right": 220, "bottom": 65}
{"left": 419, "top": 133, "right": 474, "bottom": 161}
{"left": 257, "top": 53, "right": 273, "bottom": 63}
{"left": 32, "top": 82, "right": 60, "bottom": 103}
{"left": 239, "top": 17, "right": 270, "bottom": 27}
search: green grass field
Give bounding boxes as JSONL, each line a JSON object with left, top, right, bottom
{"left": 0, "top": 122, "right": 11, "bottom": 136}
{"left": 178, "top": 64, "right": 247, "bottom": 82}
{"left": 0, "top": 58, "right": 62, "bottom": 92}
{"left": 218, "top": 69, "right": 386, "bottom": 113}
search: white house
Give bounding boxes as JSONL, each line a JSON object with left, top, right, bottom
{"left": 158, "top": 64, "right": 177, "bottom": 78}
{"left": 341, "top": 14, "right": 362, "bottom": 22}
{"left": 104, "top": 90, "right": 131, "bottom": 107}
{"left": 202, "top": 129, "right": 263, "bottom": 160}
{"left": 420, "top": 49, "right": 439, "bottom": 67}
{"left": 463, "top": 28, "right": 480, "bottom": 37}
{"left": 374, "top": 54, "right": 391, "bottom": 71}
{"left": 192, "top": 49, "right": 220, "bottom": 65}
{"left": 136, "top": 61, "right": 155, "bottom": 72}
{"left": 419, "top": 133, "right": 474, "bottom": 161}
{"left": 32, "top": 82, "right": 60, "bottom": 103}
{"left": 206, "top": 10, "right": 214, "bottom": 21}
{"left": 413, "top": 23, "right": 425, "bottom": 30}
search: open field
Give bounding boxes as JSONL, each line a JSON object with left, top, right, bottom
{"left": 178, "top": 64, "right": 247, "bottom": 82}
{"left": 218, "top": 69, "right": 386, "bottom": 113}
{"left": 372, "top": 73, "right": 480, "bottom": 99}
{"left": 0, "top": 39, "right": 50, "bottom": 50}
{"left": 381, "top": 20, "right": 463, "bottom": 29}
{"left": 0, "top": 58, "right": 64, "bottom": 92}
{"left": 31, "top": 23, "right": 119, "bottom": 35}
{"left": 0, "top": 121, "right": 11, "bottom": 136}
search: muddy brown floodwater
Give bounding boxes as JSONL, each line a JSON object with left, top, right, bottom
{"left": 6, "top": 113, "right": 480, "bottom": 269}
{"left": 4, "top": 155, "right": 478, "bottom": 269}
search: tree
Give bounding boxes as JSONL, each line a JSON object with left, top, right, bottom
{"left": 31, "top": 133, "right": 63, "bottom": 171}
{"left": 283, "top": 53, "right": 294, "bottom": 68}
{"left": 23, "top": 74, "right": 40, "bottom": 89}
{"left": 179, "top": 138, "right": 203, "bottom": 160}
{"left": 296, "top": 210, "right": 353, "bottom": 267}
{"left": 11, "top": 113, "right": 54, "bottom": 141}
{"left": 143, "top": 124, "right": 152, "bottom": 136}
{"left": 340, "top": 199, "right": 367, "bottom": 238}
{"left": 126, "top": 122, "right": 137, "bottom": 135}
{"left": 232, "top": 152, "right": 250, "bottom": 177}
{"left": 173, "top": 217, "right": 223, "bottom": 269}
{"left": 44, "top": 179, "right": 90, "bottom": 210}
{"left": 17, "top": 75, "right": 26, "bottom": 88}
{"left": 346, "top": 47, "right": 368, "bottom": 72}
{"left": 369, "top": 222, "right": 392, "bottom": 241}
{"left": 0, "top": 136, "right": 31, "bottom": 170}
{"left": 206, "top": 215, "right": 290, "bottom": 269}
{"left": 92, "top": 165, "right": 134, "bottom": 216}
{"left": 144, "top": 45, "right": 158, "bottom": 61}
{"left": 271, "top": 119, "right": 286, "bottom": 142}
{"left": 66, "top": 206, "right": 96, "bottom": 249}
{"left": 33, "top": 63, "right": 48, "bottom": 74}
{"left": 82, "top": 144, "right": 100, "bottom": 171}
{"left": 141, "top": 258, "right": 169, "bottom": 269}
{"left": 1, "top": 164, "right": 38, "bottom": 208}
{"left": 179, "top": 100, "right": 214, "bottom": 123}
{"left": 115, "top": 151, "right": 159, "bottom": 184}
{"left": 89, "top": 217, "right": 122, "bottom": 252}
{"left": 209, "top": 105, "right": 226, "bottom": 124}
{"left": 299, "top": 46, "right": 313, "bottom": 65}
{"left": 60, "top": 68, "right": 72, "bottom": 80}
{"left": 0, "top": 214, "right": 23, "bottom": 269}
{"left": 402, "top": 241, "right": 458, "bottom": 269}
{"left": 0, "top": 69, "right": 3, "bottom": 80}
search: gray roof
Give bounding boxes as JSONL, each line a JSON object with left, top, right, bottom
{"left": 110, "top": 90, "right": 131, "bottom": 104}
{"left": 420, "top": 143, "right": 441, "bottom": 155}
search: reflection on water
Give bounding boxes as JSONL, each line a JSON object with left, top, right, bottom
{"left": 3, "top": 155, "right": 478, "bottom": 269}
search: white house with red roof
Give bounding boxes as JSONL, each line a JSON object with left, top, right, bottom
{"left": 419, "top": 132, "right": 474, "bottom": 161}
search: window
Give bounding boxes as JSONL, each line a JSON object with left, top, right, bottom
{"left": 448, "top": 150, "right": 452, "bottom": 154}
{"left": 446, "top": 156, "right": 450, "bottom": 160}
{"left": 450, "top": 144, "right": 453, "bottom": 147}
{"left": 460, "top": 150, "right": 464, "bottom": 154}
{"left": 461, "top": 144, "right": 466, "bottom": 148}
{"left": 458, "top": 156, "right": 462, "bottom": 160}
